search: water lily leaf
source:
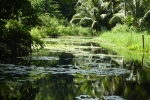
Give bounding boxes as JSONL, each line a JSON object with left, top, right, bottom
{"left": 102, "top": 95, "right": 126, "bottom": 100}
{"left": 76, "top": 95, "right": 99, "bottom": 100}
{"left": 22, "top": 56, "right": 59, "bottom": 61}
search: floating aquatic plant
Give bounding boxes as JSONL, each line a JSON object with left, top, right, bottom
{"left": 76, "top": 95, "right": 126, "bottom": 100}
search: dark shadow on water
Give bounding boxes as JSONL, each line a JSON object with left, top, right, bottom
{"left": 58, "top": 52, "right": 75, "bottom": 65}
{"left": 0, "top": 81, "right": 39, "bottom": 100}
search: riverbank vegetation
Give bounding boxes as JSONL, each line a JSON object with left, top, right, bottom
{"left": 1, "top": 0, "right": 150, "bottom": 63}
{"left": 97, "top": 24, "right": 150, "bottom": 62}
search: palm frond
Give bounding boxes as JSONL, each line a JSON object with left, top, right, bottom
{"left": 109, "top": 15, "right": 123, "bottom": 25}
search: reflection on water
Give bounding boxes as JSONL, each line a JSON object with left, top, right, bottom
{"left": 0, "top": 59, "right": 150, "bottom": 100}
{"left": 35, "top": 74, "right": 75, "bottom": 100}
{"left": 0, "top": 36, "right": 150, "bottom": 100}
{"left": 0, "top": 81, "right": 39, "bottom": 100}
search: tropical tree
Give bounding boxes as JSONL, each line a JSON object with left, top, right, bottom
{"left": 108, "top": 0, "right": 125, "bottom": 26}
{"left": 71, "top": 0, "right": 150, "bottom": 31}
{"left": 71, "top": 0, "right": 102, "bottom": 31}
{"left": 30, "top": 0, "right": 77, "bottom": 20}
{"left": 30, "top": 0, "right": 62, "bottom": 18}
{"left": 70, "top": 0, "right": 124, "bottom": 32}
{"left": 140, "top": 10, "right": 150, "bottom": 30}
{"left": 0, "top": 0, "right": 42, "bottom": 63}
{"left": 124, "top": 0, "right": 150, "bottom": 28}
{"left": 55, "top": 0, "right": 77, "bottom": 21}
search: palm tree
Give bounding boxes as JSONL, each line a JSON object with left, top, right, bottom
{"left": 140, "top": 10, "right": 150, "bottom": 29}
{"left": 71, "top": 0, "right": 125, "bottom": 31}
{"left": 125, "top": 0, "right": 150, "bottom": 27}
{"left": 70, "top": 0, "right": 108, "bottom": 31}
{"left": 71, "top": 0, "right": 150, "bottom": 31}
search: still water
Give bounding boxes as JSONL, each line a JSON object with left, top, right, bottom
{"left": 0, "top": 36, "right": 150, "bottom": 100}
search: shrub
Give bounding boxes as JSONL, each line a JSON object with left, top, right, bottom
{"left": 111, "top": 24, "right": 129, "bottom": 33}
{"left": 39, "top": 14, "right": 65, "bottom": 37}
{"left": 0, "top": 20, "right": 44, "bottom": 63}
{"left": 38, "top": 14, "right": 94, "bottom": 37}
{"left": 58, "top": 25, "right": 93, "bottom": 36}
{"left": 30, "top": 27, "right": 47, "bottom": 39}
{"left": 111, "top": 24, "right": 136, "bottom": 33}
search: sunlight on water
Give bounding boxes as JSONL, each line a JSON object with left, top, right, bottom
{"left": 0, "top": 36, "right": 150, "bottom": 100}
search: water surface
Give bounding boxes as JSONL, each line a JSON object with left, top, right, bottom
{"left": 0, "top": 36, "right": 150, "bottom": 100}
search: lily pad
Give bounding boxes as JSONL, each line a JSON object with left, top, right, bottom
{"left": 22, "top": 56, "right": 59, "bottom": 61}
{"left": 41, "top": 66, "right": 130, "bottom": 76}
{"left": 76, "top": 95, "right": 99, "bottom": 100}
{"left": 76, "top": 95, "right": 126, "bottom": 100}
{"left": 102, "top": 95, "right": 126, "bottom": 100}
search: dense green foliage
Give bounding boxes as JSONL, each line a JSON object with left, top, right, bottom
{"left": 54, "top": 0, "right": 77, "bottom": 20}
{"left": 29, "top": 0, "right": 150, "bottom": 36}
{"left": 29, "top": 0, "right": 93, "bottom": 37}
{"left": 0, "top": 0, "right": 42, "bottom": 63}
{"left": 70, "top": 0, "right": 150, "bottom": 31}
{"left": 1, "top": 0, "right": 150, "bottom": 63}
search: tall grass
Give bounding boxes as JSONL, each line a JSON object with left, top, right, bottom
{"left": 98, "top": 24, "right": 150, "bottom": 62}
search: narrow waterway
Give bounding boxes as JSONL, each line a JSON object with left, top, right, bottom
{"left": 0, "top": 36, "right": 150, "bottom": 100}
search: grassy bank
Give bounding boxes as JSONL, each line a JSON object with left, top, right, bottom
{"left": 97, "top": 24, "right": 150, "bottom": 62}
{"left": 31, "top": 22, "right": 150, "bottom": 63}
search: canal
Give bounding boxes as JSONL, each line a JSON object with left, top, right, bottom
{"left": 0, "top": 36, "right": 150, "bottom": 100}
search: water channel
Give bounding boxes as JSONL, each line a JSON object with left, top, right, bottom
{"left": 0, "top": 36, "right": 150, "bottom": 100}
